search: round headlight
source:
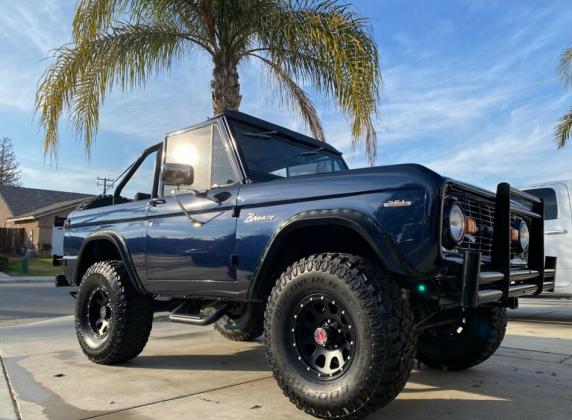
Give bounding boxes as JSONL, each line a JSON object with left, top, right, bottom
{"left": 518, "top": 220, "right": 530, "bottom": 252}
{"left": 448, "top": 202, "right": 465, "bottom": 243}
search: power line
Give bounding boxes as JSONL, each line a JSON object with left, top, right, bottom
{"left": 97, "top": 177, "right": 114, "bottom": 195}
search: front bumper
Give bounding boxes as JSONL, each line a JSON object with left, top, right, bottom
{"left": 460, "top": 253, "right": 556, "bottom": 307}
{"left": 443, "top": 183, "right": 557, "bottom": 308}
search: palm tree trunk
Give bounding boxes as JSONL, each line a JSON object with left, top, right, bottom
{"left": 211, "top": 55, "right": 241, "bottom": 114}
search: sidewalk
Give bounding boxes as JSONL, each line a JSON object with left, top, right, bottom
{"left": 0, "top": 273, "right": 54, "bottom": 284}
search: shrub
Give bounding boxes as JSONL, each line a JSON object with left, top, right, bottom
{"left": 0, "top": 254, "right": 9, "bottom": 271}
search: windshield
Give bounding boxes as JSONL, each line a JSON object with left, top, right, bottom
{"left": 231, "top": 121, "right": 347, "bottom": 182}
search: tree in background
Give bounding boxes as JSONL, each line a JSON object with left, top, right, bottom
{"left": 0, "top": 137, "right": 22, "bottom": 186}
{"left": 555, "top": 46, "right": 572, "bottom": 147}
{"left": 36, "top": 0, "right": 381, "bottom": 163}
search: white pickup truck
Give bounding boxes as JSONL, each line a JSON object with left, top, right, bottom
{"left": 522, "top": 181, "right": 571, "bottom": 295}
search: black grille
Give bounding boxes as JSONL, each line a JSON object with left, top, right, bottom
{"left": 446, "top": 189, "right": 529, "bottom": 264}
{"left": 451, "top": 191, "right": 495, "bottom": 259}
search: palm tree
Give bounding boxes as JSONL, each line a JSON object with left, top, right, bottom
{"left": 555, "top": 46, "right": 572, "bottom": 148}
{"left": 36, "top": 0, "right": 381, "bottom": 163}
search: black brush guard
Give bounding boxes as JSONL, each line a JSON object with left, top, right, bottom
{"left": 459, "top": 183, "right": 556, "bottom": 308}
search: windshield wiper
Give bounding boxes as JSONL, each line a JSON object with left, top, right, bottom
{"left": 298, "top": 146, "right": 325, "bottom": 156}
{"left": 242, "top": 130, "right": 277, "bottom": 139}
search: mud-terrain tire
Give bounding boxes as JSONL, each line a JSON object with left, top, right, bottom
{"left": 214, "top": 303, "right": 265, "bottom": 341}
{"left": 417, "top": 307, "right": 507, "bottom": 371}
{"left": 75, "top": 261, "right": 153, "bottom": 364}
{"left": 264, "top": 253, "right": 416, "bottom": 419}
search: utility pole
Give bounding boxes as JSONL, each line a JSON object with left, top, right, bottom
{"left": 97, "top": 177, "right": 114, "bottom": 195}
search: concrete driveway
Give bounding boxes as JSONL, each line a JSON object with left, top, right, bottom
{"left": 0, "top": 292, "right": 571, "bottom": 420}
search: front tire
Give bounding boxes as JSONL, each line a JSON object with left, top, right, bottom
{"left": 75, "top": 261, "right": 154, "bottom": 365}
{"left": 417, "top": 307, "right": 507, "bottom": 371}
{"left": 264, "top": 253, "right": 416, "bottom": 419}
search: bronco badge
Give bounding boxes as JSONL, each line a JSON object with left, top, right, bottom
{"left": 244, "top": 213, "right": 276, "bottom": 223}
{"left": 383, "top": 199, "right": 412, "bottom": 208}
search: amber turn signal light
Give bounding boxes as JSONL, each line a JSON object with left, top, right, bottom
{"left": 510, "top": 227, "right": 519, "bottom": 241}
{"left": 464, "top": 217, "right": 478, "bottom": 234}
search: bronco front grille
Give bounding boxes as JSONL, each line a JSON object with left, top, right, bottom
{"left": 451, "top": 190, "right": 495, "bottom": 260}
{"left": 445, "top": 188, "right": 529, "bottom": 264}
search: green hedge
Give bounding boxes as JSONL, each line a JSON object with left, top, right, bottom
{"left": 0, "top": 254, "right": 9, "bottom": 271}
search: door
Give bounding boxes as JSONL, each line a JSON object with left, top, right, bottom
{"left": 145, "top": 122, "right": 241, "bottom": 294}
{"left": 524, "top": 184, "right": 572, "bottom": 291}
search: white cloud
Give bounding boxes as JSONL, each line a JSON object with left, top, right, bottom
{"left": 0, "top": 0, "right": 69, "bottom": 54}
{"left": 21, "top": 165, "right": 104, "bottom": 194}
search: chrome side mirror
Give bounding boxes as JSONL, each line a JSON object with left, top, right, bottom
{"left": 161, "top": 163, "right": 194, "bottom": 187}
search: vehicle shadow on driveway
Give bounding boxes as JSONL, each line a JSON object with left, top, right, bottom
{"left": 126, "top": 347, "right": 269, "bottom": 372}
{"left": 374, "top": 359, "right": 571, "bottom": 420}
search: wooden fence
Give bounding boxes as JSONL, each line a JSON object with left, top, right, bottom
{"left": 0, "top": 228, "right": 26, "bottom": 255}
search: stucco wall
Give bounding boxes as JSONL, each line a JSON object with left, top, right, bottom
{"left": 0, "top": 198, "right": 14, "bottom": 227}
{"left": 7, "top": 208, "right": 75, "bottom": 254}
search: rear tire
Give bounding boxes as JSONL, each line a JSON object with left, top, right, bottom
{"left": 75, "top": 261, "right": 153, "bottom": 365}
{"left": 264, "top": 253, "right": 416, "bottom": 419}
{"left": 417, "top": 307, "right": 507, "bottom": 371}
{"left": 214, "top": 303, "right": 265, "bottom": 341}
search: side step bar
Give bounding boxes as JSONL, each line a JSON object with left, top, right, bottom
{"left": 169, "top": 302, "right": 229, "bottom": 326}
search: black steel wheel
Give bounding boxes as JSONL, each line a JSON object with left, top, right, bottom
{"left": 86, "top": 288, "right": 112, "bottom": 339}
{"left": 76, "top": 261, "right": 153, "bottom": 365}
{"left": 265, "top": 253, "right": 416, "bottom": 419}
{"left": 417, "top": 307, "right": 507, "bottom": 371}
{"left": 291, "top": 293, "right": 356, "bottom": 380}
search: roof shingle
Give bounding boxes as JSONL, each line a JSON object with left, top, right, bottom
{"left": 0, "top": 185, "right": 92, "bottom": 218}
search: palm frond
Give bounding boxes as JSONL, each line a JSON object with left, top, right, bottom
{"left": 36, "top": 23, "right": 187, "bottom": 157}
{"left": 555, "top": 107, "right": 572, "bottom": 148}
{"left": 72, "top": 0, "right": 201, "bottom": 41}
{"left": 40, "top": 0, "right": 382, "bottom": 162}
{"left": 559, "top": 47, "right": 572, "bottom": 86}
{"left": 252, "top": 53, "right": 325, "bottom": 141}
{"left": 256, "top": 0, "right": 381, "bottom": 163}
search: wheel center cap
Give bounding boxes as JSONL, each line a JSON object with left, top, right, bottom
{"left": 314, "top": 327, "right": 328, "bottom": 346}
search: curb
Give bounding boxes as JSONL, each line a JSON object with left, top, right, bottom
{"left": 0, "top": 353, "right": 19, "bottom": 420}
{"left": 0, "top": 277, "right": 54, "bottom": 285}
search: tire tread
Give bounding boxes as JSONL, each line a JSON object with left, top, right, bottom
{"left": 264, "top": 253, "right": 416, "bottom": 419}
{"left": 75, "top": 260, "right": 153, "bottom": 365}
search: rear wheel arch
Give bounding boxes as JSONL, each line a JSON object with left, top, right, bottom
{"left": 248, "top": 210, "right": 406, "bottom": 302}
{"left": 74, "top": 232, "right": 146, "bottom": 294}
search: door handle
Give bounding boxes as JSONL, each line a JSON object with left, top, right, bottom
{"left": 149, "top": 198, "right": 166, "bottom": 206}
{"left": 546, "top": 229, "right": 568, "bottom": 235}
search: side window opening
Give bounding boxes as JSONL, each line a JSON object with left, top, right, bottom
{"left": 523, "top": 188, "right": 558, "bottom": 220}
{"left": 116, "top": 150, "right": 159, "bottom": 201}
{"left": 163, "top": 123, "right": 236, "bottom": 194}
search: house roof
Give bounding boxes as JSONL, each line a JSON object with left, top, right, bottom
{"left": 0, "top": 185, "right": 92, "bottom": 219}
{"left": 6, "top": 197, "right": 90, "bottom": 223}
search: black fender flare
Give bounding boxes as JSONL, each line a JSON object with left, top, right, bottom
{"left": 248, "top": 209, "right": 414, "bottom": 300}
{"left": 73, "top": 231, "right": 147, "bottom": 294}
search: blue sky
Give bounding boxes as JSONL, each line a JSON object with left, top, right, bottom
{"left": 0, "top": 0, "right": 571, "bottom": 194}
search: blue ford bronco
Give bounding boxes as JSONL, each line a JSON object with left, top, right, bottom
{"left": 55, "top": 111, "right": 556, "bottom": 418}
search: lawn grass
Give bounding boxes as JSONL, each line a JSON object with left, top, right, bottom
{"left": 5, "top": 257, "right": 63, "bottom": 276}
